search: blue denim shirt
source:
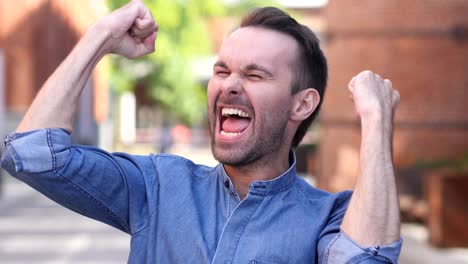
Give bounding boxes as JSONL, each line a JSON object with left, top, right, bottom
{"left": 1, "top": 129, "right": 402, "bottom": 263}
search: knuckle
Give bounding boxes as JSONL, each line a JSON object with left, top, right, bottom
{"left": 364, "top": 70, "right": 374, "bottom": 77}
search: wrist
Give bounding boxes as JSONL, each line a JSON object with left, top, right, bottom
{"left": 86, "top": 20, "right": 113, "bottom": 57}
{"left": 361, "top": 112, "right": 383, "bottom": 125}
{"left": 361, "top": 112, "right": 392, "bottom": 132}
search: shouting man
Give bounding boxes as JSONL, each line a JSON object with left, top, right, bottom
{"left": 1, "top": 1, "right": 402, "bottom": 263}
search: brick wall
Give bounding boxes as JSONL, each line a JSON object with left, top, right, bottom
{"left": 319, "top": 0, "right": 468, "bottom": 193}
{"left": 0, "top": 0, "right": 106, "bottom": 118}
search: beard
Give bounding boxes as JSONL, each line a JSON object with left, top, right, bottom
{"left": 209, "top": 105, "right": 290, "bottom": 168}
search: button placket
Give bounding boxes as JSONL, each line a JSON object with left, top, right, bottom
{"left": 211, "top": 195, "right": 263, "bottom": 264}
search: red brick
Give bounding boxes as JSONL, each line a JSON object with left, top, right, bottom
{"left": 318, "top": 0, "right": 468, "bottom": 192}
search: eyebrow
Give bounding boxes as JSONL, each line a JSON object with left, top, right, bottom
{"left": 213, "top": 61, "right": 228, "bottom": 68}
{"left": 213, "top": 61, "right": 274, "bottom": 77}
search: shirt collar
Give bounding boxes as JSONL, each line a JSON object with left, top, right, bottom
{"left": 218, "top": 151, "right": 297, "bottom": 196}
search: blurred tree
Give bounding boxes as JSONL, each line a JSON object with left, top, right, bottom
{"left": 107, "top": 0, "right": 278, "bottom": 125}
{"left": 107, "top": 0, "right": 225, "bottom": 125}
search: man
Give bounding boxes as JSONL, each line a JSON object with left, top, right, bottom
{"left": 1, "top": 1, "right": 402, "bottom": 263}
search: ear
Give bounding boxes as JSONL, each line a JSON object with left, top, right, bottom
{"left": 290, "top": 88, "right": 320, "bottom": 122}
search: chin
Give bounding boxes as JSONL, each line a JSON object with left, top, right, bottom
{"left": 211, "top": 144, "right": 260, "bottom": 167}
{"left": 211, "top": 146, "right": 241, "bottom": 165}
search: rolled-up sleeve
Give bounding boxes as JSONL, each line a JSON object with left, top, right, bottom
{"left": 317, "top": 191, "right": 403, "bottom": 263}
{"left": 1, "top": 128, "right": 154, "bottom": 234}
{"left": 323, "top": 231, "right": 403, "bottom": 263}
{"left": 3, "top": 128, "right": 72, "bottom": 173}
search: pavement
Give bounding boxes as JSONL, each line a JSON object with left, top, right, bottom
{"left": 1, "top": 147, "right": 468, "bottom": 264}
{"left": 0, "top": 176, "right": 129, "bottom": 264}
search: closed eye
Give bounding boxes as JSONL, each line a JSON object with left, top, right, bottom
{"left": 243, "top": 64, "right": 273, "bottom": 80}
{"left": 215, "top": 70, "right": 230, "bottom": 77}
{"left": 247, "top": 74, "right": 262, "bottom": 80}
{"left": 213, "top": 61, "right": 230, "bottom": 78}
{"left": 213, "top": 64, "right": 230, "bottom": 78}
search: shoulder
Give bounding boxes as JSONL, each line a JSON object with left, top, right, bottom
{"left": 149, "top": 153, "right": 217, "bottom": 181}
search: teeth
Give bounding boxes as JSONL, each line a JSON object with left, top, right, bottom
{"left": 221, "top": 108, "right": 251, "bottom": 118}
{"left": 221, "top": 131, "right": 241, "bottom": 137}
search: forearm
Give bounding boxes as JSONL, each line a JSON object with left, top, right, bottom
{"left": 16, "top": 23, "right": 111, "bottom": 133}
{"left": 341, "top": 115, "right": 400, "bottom": 246}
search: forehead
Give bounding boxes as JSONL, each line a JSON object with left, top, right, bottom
{"left": 218, "top": 26, "right": 299, "bottom": 72}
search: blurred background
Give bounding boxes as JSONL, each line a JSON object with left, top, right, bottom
{"left": 0, "top": 0, "right": 467, "bottom": 263}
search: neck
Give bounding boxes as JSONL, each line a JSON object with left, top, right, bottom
{"left": 223, "top": 150, "right": 291, "bottom": 199}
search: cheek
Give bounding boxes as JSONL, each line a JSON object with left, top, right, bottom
{"left": 252, "top": 89, "right": 291, "bottom": 111}
{"left": 207, "top": 78, "right": 217, "bottom": 108}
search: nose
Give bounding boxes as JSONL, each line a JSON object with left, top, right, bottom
{"left": 221, "top": 74, "right": 243, "bottom": 96}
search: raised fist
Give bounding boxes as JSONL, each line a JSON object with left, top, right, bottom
{"left": 348, "top": 70, "right": 400, "bottom": 122}
{"left": 97, "top": 0, "right": 158, "bottom": 59}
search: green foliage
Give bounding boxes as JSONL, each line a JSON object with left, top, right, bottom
{"left": 107, "top": 0, "right": 279, "bottom": 125}
{"left": 413, "top": 155, "right": 468, "bottom": 172}
{"left": 107, "top": 0, "right": 225, "bottom": 125}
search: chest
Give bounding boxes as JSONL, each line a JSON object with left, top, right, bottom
{"left": 136, "top": 192, "right": 324, "bottom": 264}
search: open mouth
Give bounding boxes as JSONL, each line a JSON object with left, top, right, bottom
{"left": 219, "top": 107, "right": 252, "bottom": 137}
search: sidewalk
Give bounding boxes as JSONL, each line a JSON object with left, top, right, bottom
{"left": 400, "top": 224, "right": 468, "bottom": 264}
{"left": 0, "top": 176, "right": 130, "bottom": 264}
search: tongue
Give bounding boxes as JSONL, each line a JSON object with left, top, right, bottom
{"left": 222, "top": 117, "right": 250, "bottom": 133}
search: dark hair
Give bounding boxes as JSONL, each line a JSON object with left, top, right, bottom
{"left": 240, "top": 7, "right": 328, "bottom": 148}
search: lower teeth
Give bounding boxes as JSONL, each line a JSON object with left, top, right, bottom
{"left": 221, "top": 131, "right": 240, "bottom": 137}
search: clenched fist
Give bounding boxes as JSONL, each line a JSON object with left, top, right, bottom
{"left": 348, "top": 70, "right": 400, "bottom": 123}
{"left": 97, "top": 0, "right": 158, "bottom": 59}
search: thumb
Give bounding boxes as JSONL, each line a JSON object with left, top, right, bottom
{"left": 142, "top": 31, "right": 157, "bottom": 53}
{"left": 122, "top": 30, "right": 157, "bottom": 59}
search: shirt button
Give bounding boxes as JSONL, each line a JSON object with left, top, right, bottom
{"left": 369, "top": 246, "right": 380, "bottom": 255}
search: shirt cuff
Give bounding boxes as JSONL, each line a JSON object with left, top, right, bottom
{"left": 325, "top": 231, "right": 403, "bottom": 264}
{"left": 2, "top": 128, "right": 71, "bottom": 173}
